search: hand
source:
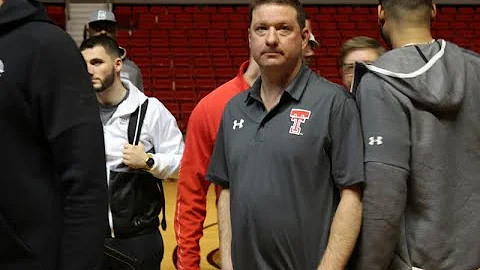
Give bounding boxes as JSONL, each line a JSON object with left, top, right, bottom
{"left": 122, "top": 142, "right": 148, "bottom": 169}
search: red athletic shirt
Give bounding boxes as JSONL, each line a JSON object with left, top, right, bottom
{"left": 175, "top": 61, "right": 250, "bottom": 269}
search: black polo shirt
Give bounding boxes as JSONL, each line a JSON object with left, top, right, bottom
{"left": 207, "top": 65, "right": 364, "bottom": 270}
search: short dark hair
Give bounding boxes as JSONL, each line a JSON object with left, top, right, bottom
{"left": 339, "top": 36, "right": 385, "bottom": 67}
{"left": 79, "top": 35, "right": 121, "bottom": 59}
{"left": 379, "top": 0, "right": 432, "bottom": 21}
{"left": 248, "top": 0, "right": 306, "bottom": 30}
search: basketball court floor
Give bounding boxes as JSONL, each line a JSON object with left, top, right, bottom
{"left": 162, "top": 181, "right": 220, "bottom": 270}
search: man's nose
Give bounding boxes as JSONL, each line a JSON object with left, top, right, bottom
{"left": 265, "top": 27, "right": 279, "bottom": 46}
{"left": 86, "top": 64, "right": 94, "bottom": 76}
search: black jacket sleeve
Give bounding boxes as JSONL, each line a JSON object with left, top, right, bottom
{"left": 29, "top": 26, "right": 108, "bottom": 270}
{"left": 354, "top": 73, "right": 410, "bottom": 270}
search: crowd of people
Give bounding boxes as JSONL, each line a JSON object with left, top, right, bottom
{"left": 1, "top": 0, "right": 479, "bottom": 269}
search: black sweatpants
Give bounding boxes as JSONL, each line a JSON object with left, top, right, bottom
{"left": 103, "top": 230, "right": 164, "bottom": 270}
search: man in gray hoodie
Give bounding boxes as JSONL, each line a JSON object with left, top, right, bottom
{"left": 352, "top": 1, "right": 480, "bottom": 270}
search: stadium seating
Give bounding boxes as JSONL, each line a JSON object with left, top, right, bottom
{"left": 107, "top": 4, "right": 479, "bottom": 132}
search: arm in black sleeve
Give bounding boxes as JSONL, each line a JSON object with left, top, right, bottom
{"left": 30, "top": 28, "right": 108, "bottom": 270}
{"left": 354, "top": 74, "right": 411, "bottom": 270}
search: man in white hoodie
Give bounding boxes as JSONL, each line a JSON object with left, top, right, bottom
{"left": 80, "top": 35, "right": 184, "bottom": 269}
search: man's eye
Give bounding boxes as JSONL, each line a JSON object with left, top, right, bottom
{"left": 255, "top": 27, "right": 267, "bottom": 34}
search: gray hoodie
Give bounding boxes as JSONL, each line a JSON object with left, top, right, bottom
{"left": 352, "top": 40, "right": 480, "bottom": 270}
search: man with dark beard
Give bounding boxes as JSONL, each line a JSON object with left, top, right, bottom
{"left": 87, "top": 9, "right": 144, "bottom": 92}
{"left": 352, "top": 0, "right": 480, "bottom": 269}
{"left": 80, "top": 35, "right": 185, "bottom": 269}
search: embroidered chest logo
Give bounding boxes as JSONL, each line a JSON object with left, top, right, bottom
{"left": 119, "top": 116, "right": 128, "bottom": 125}
{"left": 289, "top": 109, "right": 311, "bottom": 136}
{"left": 0, "top": 60, "right": 4, "bottom": 77}
{"left": 233, "top": 119, "right": 244, "bottom": 130}
{"left": 368, "top": 136, "right": 383, "bottom": 145}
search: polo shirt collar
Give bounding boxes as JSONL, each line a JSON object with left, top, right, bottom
{"left": 246, "top": 64, "right": 312, "bottom": 104}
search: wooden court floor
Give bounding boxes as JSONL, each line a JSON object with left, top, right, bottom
{"left": 161, "top": 181, "right": 220, "bottom": 270}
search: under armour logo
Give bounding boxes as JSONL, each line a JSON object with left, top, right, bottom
{"left": 0, "top": 60, "right": 4, "bottom": 77}
{"left": 233, "top": 119, "right": 244, "bottom": 130}
{"left": 368, "top": 136, "right": 383, "bottom": 145}
{"left": 289, "top": 109, "right": 311, "bottom": 136}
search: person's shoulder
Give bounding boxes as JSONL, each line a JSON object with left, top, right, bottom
{"left": 199, "top": 76, "right": 248, "bottom": 107}
{"left": 225, "top": 87, "right": 250, "bottom": 108}
{"left": 453, "top": 42, "right": 480, "bottom": 65}
{"left": 147, "top": 96, "right": 170, "bottom": 113}
{"left": 24, "top": 21, "right": 75, "bottom": 48}
{"left": 308, "top": 72, "right": 351, "bottom": 100}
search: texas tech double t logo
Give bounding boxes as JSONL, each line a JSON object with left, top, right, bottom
{"left": 289, "top": 109, "right": 311, "bottom": 136}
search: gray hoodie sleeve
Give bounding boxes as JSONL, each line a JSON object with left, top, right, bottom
{"left": 354, "top": 73, "right": 411, "bottom": 270}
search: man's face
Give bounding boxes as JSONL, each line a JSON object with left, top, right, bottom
{"left": 341, "top": 48, "right": 380, "bottom": 90}
{"left": 0, "top": 0, "right": 4, "bottom": 7}
{"left": 303, "top": 19, "right": 316, "bottom": 66}
{"left": 81, "top": 46, "right": 118, "bottom": 93}
{"left": 249, "top": 4, "right": 308, "bottom": 71}
{"left": 88, "top": 21, "right": 116, "bottom": 38}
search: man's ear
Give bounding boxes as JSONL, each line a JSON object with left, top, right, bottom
{"left": 378, "top": 4, "right": 385, "bottom": 25}
{"left": 114, "top": 57, "right": 123, "bottom": 73}
{"left": 431, "top": 4, "right": 437, "bottom": 22}
{"left": 301, "top": 27, "right": 309, "bottom": 50}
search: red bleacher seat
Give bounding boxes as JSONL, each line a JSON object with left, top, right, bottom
{"left": 190, "top": 47, "right": 210, "bottom": 57}
{"left": 173, "top": 91, "right": 196, "bottom": 101}
{"left": 176, "top": 20, "right": 194, "bottom": 29}
{"left": 211, "top": 14, "right": 229, "bottom": 22}
{"left": 111, "top": 3, "right": 479, "bottom": 132}
{"left": 173, "top": 67, "right": 193, "bottom": 78}
{"left": 150, "top": 6, "right": 166, "bottom": 15}
{"left": 166, "top": 6, "right": 184, "bottom": 14}
{"left": 152, "top": 77, "right": 173, "bottom": 88}
{"left": 158, "top": 21, "right": 175, "bottom": 29}
{"left": 174, "top": 78, "right": 195, "bottom": 90}
{"left": 200, "top": 6, "right": 217, "bottom": 13}
{"left": 172, "top": 58, "right": 192, "bottom": 67}
{"left": 193, "top": 57, "right": 212, "bottom": 67}
{"left": 151, "top": 57, "right": 170, "bottom": 68}
{"left": 235, "top": 6, "right": 249, "bottom": 14}
{"left": 213, "top": 57, "right": 232, "bottom": 67}
{"left": 184, "top": 6, "right": 201, "bottom": 13}
{"left": 129, "top": 47, "right": 150, "bottom": 57}
{"left": 151, "top": 47, "right": 170, "bottom": 57}
{"left": 152, "top": 67, "right": 172, "bottom": 78}
{"left": 130, "top": 38, "right": 150, "bottom": 48}
{"left": 170, "top": 36, "right": 189, "bottom": 47}
{"left": 46, "top": 5, "right": 65, "bottom": 29}
{"left": 114, "top": 6, "right": 131, "bottom": 14}
{"left": 132, "top": 6, "right": 149, "bottom": 14}
{"left": 190, "top": 38, "right": 208, "bottom": 48}
{"left": 210, "top": 48, "right": 229, "bottom": 58}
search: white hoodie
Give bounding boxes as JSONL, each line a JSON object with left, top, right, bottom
{"left": 104, "top": 79, "right": 184, "bottom": 181}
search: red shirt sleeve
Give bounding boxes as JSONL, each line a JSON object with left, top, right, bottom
{"left": 174, "top": 100, "right": 217, "bottom": 270}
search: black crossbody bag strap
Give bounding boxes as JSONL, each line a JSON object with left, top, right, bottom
{"left": 127, "top": 99, "right": 167, "bottom": 231}
{"left": 128, "top": 99, "right": 149, "bottom": 145}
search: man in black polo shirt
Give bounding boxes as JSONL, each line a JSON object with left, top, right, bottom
{"left": 207, "top": 0, "right": 364, "bottom": 269}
